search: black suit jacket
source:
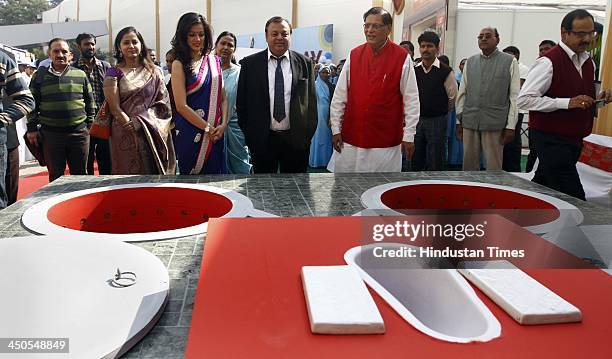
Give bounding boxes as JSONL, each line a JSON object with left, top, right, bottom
{"left": 236, "top": 49, "right": 317, "bottom": 154}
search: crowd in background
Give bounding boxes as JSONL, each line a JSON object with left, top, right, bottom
{"left": 0, "top": 7, "right": 609, "bottom": 210}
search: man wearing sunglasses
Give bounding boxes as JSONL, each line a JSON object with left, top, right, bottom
{"left": 517, "top": 9, "right": 612, "bottom": 200}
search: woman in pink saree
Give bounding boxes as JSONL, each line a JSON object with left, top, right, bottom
{"left": 103, "top": 26, "right": 176, "bottom": 175}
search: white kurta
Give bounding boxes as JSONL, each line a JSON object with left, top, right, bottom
{"left": 327, "top": 143, "right": 402, "bottom": 172}
{"left": 327, "top": 42, "right": 420, "bottom": 173}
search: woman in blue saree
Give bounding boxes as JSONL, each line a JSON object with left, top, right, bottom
{"left": 215, "top": 31, "right": 251, "bottom": 174}
{"left": 309, "top": 65, "right": 333, "bottom": 168}
{"left": 171, "top": 12, "right": 229, "bottom": 174}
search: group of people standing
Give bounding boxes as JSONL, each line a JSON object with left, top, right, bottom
{"left": 327, "top": 7, "right": 610, "bottom": 202}
{"left": 22, "top": 12, "right": 255, "bottom": 181}
{"left": 0, "top": 7, "right": 610, "bottom": 211}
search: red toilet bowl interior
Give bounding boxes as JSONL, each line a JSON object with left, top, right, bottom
{"left": 47, "top": 187, "right": 234, "bottom": 234}
{"left": 380, "top": 184, "right": 560, "bottom": 226}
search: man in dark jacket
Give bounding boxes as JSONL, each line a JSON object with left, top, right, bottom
{"left": 518, "top": 9, "right": 611, "bottom": 199}
{"left": 0, "top": 50, "right": 35, "bottom": 209}
{"left": 73, "top": 33, "right": 112, "bottom": 175}
{"left": 237, "top": 16, "right": 317, "bottom": 173}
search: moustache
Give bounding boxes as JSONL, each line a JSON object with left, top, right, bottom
{"left": 82, "top": 49, "right": 96, "bottom": 58}
{"left": 579, "top": 42, "right": 590, "bottom": 46}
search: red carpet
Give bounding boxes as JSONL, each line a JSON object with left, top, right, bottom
{"left": 17, "top": 171, "right": 50, "bottom": 200}
{"left": 16, "top": 163, "right": 99, "bottom": 201}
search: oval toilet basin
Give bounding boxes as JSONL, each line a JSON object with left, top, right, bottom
{"left": 21, "top": 183, "right": 258, "bottom": 242}
{"left": 345, "top": 242, "right": 501, "bottom": 343}
{"left": 360, "top": 181, "right": 583, "bottom": 234}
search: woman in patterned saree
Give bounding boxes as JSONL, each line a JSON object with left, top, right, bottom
{"left": 103, "top": 26, "right": 175, "bottom": 175}
{"left": 171, "top": 12, "right": 229, "bottom": 174}
{"left": 215, "top": 31, "right": 251, "bottom": 174}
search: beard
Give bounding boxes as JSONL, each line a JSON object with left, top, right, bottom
{"left": 82, "top": 49, "right": 96, "bottom": 59}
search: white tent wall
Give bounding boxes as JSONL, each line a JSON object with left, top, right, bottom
{"left": 159, "top": 0, "right": 207, "bottom": 63}
{"left": 57, "top": 0, "right": 77, "bottom": 22}
{"left": 41, "top": 1, "right": 607, "bottom": 68}
{"left": 42, "top": 0, "right": 380, "bottom": 65}
{"left": 111, "top": 0, "right": 156, "bottom": 56}
{"left": 211, "top": 0, "right": 292, "bottom": 41}
{"left": 76, "top": 1, "right": 110, "bottom": 58}
{"left": 461, "top": 0, "right": 606, "bottom": 10}
{"left": 42, "top": 6, "right": 59, "bottom": 23}
{"left": 41, "top": 0, "right": 77, "bottom": 23}
{"left": 453, "top": 8, "right": 606, "bottom": 69}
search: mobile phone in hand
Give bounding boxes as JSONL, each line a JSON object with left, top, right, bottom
{"left": 595, "top": 99, "right": 606, "bottom": 108}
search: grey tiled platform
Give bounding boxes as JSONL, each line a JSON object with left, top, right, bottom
{"left": 1, "top": 171, "right": 611, "bottom": 358}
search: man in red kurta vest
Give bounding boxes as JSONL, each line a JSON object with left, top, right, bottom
{"left": 518, "top": 9, "right": 611, "bottom": 200}
{"left": 327, "top": 7, "right": 420, "bottom": 173}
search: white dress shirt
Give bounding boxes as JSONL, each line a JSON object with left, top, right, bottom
{"left": 415, "top": 58, "right": 458, "bottom": 110}
{"left": 517, "top": 62, "right": 530, "bottom": 114}
{"left": 517, "top": 41, "right": 595, "bottom": 112}
{"left": 330, "top": 44, "right": 420, "bottom": 143}
{"left": 455, "top": 52, "right": 521, "bottom": 130}
{"left": 267, "top": 49, "right": 292, "bottom": 131}
{"left": 518, "top": 62, "right": 530, "bottom": 80}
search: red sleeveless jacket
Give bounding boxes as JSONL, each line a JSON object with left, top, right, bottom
{"left": 529, "top": 45, "right": 595, "bottom": 144}
{"left": 342, "top": 42, "right": 408, "bottom": 148}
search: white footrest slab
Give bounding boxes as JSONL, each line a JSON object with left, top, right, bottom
{"left": 458, "top": 261, "right": 582, "bottom": 325}
{"left": 301, "top": 265, "right": 385, "bottom": 334}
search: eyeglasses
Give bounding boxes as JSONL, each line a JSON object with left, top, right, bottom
{"left": 363, "top": 23, "right": 386, "bottom": 30}
{"left": 477, "top": 34, "right": 496, "bottom": 40}
{"left": 570, "top": 31, "right": 598, "bottom": 38}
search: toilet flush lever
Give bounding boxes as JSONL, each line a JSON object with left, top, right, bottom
{"left": 111, "top": 268, "right": 137, "bottom": 288}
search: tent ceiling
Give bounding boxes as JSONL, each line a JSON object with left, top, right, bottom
{"left": 459, "top": 0, "right": 606, "bottom": 11}
{"left": 0, "top": 20, "right": 108, "bottom": 48}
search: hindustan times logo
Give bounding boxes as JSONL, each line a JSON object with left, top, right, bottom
{"left": 372, "top": 220, "right": 487, "bottom": 242}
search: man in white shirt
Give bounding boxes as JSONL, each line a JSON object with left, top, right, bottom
{"left": 237, "top": 16, "right": 317, "bottom": 173}
{"left": 517, "top": 9, "right": 611, "bottom": 200}
{"left": 524, "top": 40, "right": 557, "bottom": 173}
{"left": 328, "top": 7, "right": 419, "bottom": 173}
{"left": 502, "top": 45, "right": 529, "bottom": 172}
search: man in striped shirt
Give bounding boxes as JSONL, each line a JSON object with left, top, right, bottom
{"left": 26, "top": 38, "right": 95, "bottom": 182}
{"left": 0, "top": 51, "right": 35, "bottom": 209}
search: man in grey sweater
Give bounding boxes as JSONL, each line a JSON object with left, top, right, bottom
{"left": 456, "top": 27, "right": 520, "bottom": 171}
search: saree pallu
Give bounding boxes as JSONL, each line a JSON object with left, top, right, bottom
{"left": 174, "top": 55, "right": 227, "bottom": 174}
{"left": 108, "top": 67, "right": 176, "bottom": 175}
{"left": 222, "top": 65, "right": 251, "bottom": 174}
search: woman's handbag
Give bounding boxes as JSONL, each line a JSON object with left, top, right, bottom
{"left": 89, "top": 100, "right": 111, "bottom": 139}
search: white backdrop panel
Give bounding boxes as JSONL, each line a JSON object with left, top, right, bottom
{"left": 159, "top": 0, "right": 208, "bottom": 63}
{"left": 57, "top": 0, "right": 78, "bottom": 22}
{"left": 297, "top": 0, "right": 372, "bottom": 63}
{"left": 111, "top": 0, "right": 156, "bottom": 53}
{"left": 211, "top": 0, "right": 292, "bottom": 41}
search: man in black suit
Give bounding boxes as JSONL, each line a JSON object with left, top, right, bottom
{"left": 237, "top": 16, "right": 317, "bottom": 173}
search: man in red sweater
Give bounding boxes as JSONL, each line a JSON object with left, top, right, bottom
{"left": 328, "top": 7, "right": 420, "bottom": 173}
{"left": 517, "top": 9, "right": 611, "bottom": 200}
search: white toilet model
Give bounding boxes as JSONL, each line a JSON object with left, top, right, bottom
{"left": 21, "top": 183, "right": 275, "bottom": 242}
{"left": 0, "top": 235, "right": 169, "bottom": 358}
{"left": 360, "top": 180, "right": 583, "bottom": 234}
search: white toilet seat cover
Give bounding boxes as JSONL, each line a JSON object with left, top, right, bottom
{"left": 0, "top": 235, "right": 169, "bottom": 358}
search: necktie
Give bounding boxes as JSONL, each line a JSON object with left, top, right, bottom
{"left": 273, "top": 56, "right": 286, "bottom": 122}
